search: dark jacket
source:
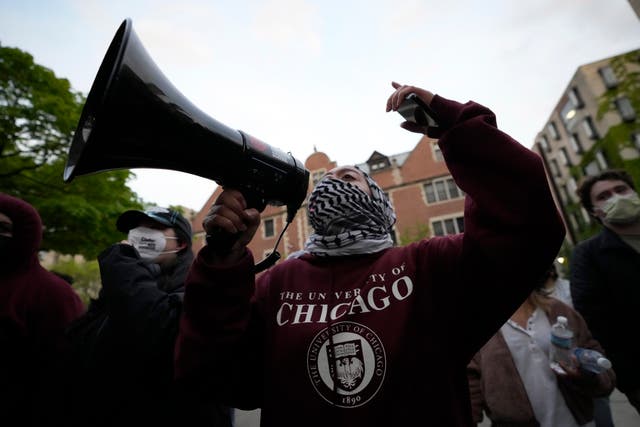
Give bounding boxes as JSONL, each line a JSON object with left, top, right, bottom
{"left": 68, "top": 243, "right": 231, "bottom": 427}
{"left": 570, "top": 226, "right": 640, "bottom": 393}
{"left": 0, "top": 193, "right": 85, "bottom": 427}
{"left": 175, "top": 95, "right": 565, "bottom": 427}
{"left": 468, "top": 299, "right": 615, "bottom": 426}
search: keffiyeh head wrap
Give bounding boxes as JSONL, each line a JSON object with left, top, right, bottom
{"left": 302, "top": 169, "right": 397, "bottom": 257}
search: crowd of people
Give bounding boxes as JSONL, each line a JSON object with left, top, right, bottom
{"left": 1, "top": 82, "right": 638, "bottom": 427}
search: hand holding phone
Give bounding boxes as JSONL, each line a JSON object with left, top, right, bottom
{"left": 397, "top": 93, "right": 439, "bottom": 128}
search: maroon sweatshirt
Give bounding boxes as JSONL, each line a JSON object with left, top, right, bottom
{"left": 175, "top": 95, "right": 565, "bottom": 426}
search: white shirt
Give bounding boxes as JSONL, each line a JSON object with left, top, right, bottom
{"left": 550, "top": 278, "right": 573, "bottom": 308}
{"left": 501, "top": 308, "right": 594, "bottom": 427}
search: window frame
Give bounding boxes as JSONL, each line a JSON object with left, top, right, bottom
{"left": 547, "top": 122, "right": 560, "bottom": 140}
{"left": 263, "top": 218, "right": 275, "bottom": 238}
{"left": 569, "top": 133, "right": 583, "bottom": 154}
{"left": 581, "top": 117, "right": 598, "bottom": 140}
{"left": 539, "top": 135, "right": 550, "bottom": 152}
{"left": 423, "top": 176, "right": 464, "bottom": 204}
{"left": 430, "top": 214, "right": 465, "bottom": 237}
{"left": 615, "top": 97, "right": 636, "bottom": 122}
{"left": 598, "top": 66, "right": 618, "bottom": 89}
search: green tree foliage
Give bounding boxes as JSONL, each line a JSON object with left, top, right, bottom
{"left": 49, "top": 257, "right": 101, "bottom": 306}
{"left": 595, "top": 50, "right": 640, "bottom": 184}
{"left": 0, "top": 43, "right": 143, "bottom": 258}
{"left": 398, "top": 222, "right": 430, "bottom": 246}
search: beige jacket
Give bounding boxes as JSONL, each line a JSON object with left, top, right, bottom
{"left": 467, "top": 299, "right": 615, "bottom": 426}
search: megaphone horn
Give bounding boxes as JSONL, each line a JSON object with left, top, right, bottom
{"left": 65, "top": 18, "right": 309, "bottom": 226}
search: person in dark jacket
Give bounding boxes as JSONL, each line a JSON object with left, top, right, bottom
{"left": 174, "top": 82, "right": 565, "bottom": 426}
{"left": 68, "top": 207, "right": 231, "bottom": 427}
{"left": 0, "top": 193, "right": 85, "bottom": 427}
{"left": 570, "top": 169, "right": 640, "bottom": 413}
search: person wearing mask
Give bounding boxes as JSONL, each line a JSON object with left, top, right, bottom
{"left": 174, "top": 82, "right": 565, "bottom": 426}
{"left": 571, "top": 169, "right": 640, "bottom": 414}
{"left": 67, "top": 207, "right": 231, "bottom": 427}
{"left": 0, "top": 193, "right": 85, "bottom": 427}
{"left": 467, "top": 281, "right": 615, "bottom": 426}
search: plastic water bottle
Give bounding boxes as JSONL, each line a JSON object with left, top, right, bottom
{"left": 549, "top": 316, "right": 574, "bottom": 374}
{"left": 574, "top": 348, "right": 612, "bottom": 374}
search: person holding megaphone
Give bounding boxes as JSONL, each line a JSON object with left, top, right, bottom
{"left": 175, "top": 82, "right": 565, "bottom": 427}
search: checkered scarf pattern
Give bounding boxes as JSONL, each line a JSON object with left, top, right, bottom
{"left": 303, "top": 171, "right": 396, "bottom": 257}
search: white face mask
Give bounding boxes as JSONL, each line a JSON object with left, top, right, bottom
{"left": 600, "top": 191, "right": 640, "bottom": 225}
{"left": 127, "top": 226, "right": 179, "bottom": 261}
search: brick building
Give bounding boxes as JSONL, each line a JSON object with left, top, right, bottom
{"left": 191, "top": 134, "right": 466, "bottom": 264}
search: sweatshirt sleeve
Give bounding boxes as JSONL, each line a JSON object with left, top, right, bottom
{"left": 427, "top": 95, "right": 565, "bottom": 361}
{"left": 174, "top": 245, "right": 263, "bottom": 409}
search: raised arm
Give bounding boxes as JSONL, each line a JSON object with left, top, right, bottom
{"left": 388, "top": 82, "right": 565, "bottom": 359}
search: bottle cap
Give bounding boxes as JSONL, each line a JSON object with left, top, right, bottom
{"left": 597, "top": 357, "right": 612, "bottom": 370}
{"left": 557, "top": 316, "right": 568, "bottom": 325}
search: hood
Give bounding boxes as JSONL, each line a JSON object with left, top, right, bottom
{"left": 0, "top": 193, "right": 43, "bottom": 273}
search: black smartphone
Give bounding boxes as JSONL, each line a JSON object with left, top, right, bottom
{"left": 397, "top": 93, "right": 439, "bottom": 128}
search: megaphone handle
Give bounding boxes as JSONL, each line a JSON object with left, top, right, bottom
{"left": 205, "top": 228, "right": 241, "bottom": 256}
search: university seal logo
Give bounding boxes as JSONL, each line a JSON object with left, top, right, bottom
{"left": 307, "top": 321, "right": 386, "bottom": 408}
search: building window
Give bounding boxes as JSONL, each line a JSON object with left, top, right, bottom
{"left": 559, "top": 186, "right": 569, "bottom": 203}
{"left": 370, "top": 161, "right": 387, "bottom": 171}
{"left": 311, "top": 169, "right": 326, "bottom": 186}
{"left": 547, "top": 122, "right": 560, "bottom": 140}
{"left": 595, "top": 151, "right": 608, "bottom": 170}
{"left": 423, "top": 177, "right": 463, "bottom": 204}
{"left": 582, "top": 117, "right": 598, "bottom": 140}
{"left": 560, "top": 99, "right": 579, "bottom": 130}
{"left": 615, "top": 97, "right": 636, "bottom": 122}
{"left": 567, "top": 177, "right": 578, "bottom": 196}
{"left": 558, "top": 148, "right": 571, "bottom": 166}
{"left": 539, "top": 135, "right": 550, "bottom": 152}
{"left": 568, "top": 87, "right": 584, "bottom": 109}
{"left": 431, "top": 215, "right": 464, "bottom": 236}
{"left": 598, "top": 66, "right": 618, "bottom": 89}
{"left": 584, "top": 161, "right": 601, "bottom": 176}
{"left": 569, "top": 134, "right": 583, "bottom": 154}
{"left": 433, "top": 144, "right": 444, "bottom": 162}
{"left": 580, "top": 207, "right": 592, "bottom": 226}
{"left": 550, "top": 159, "right": 561, "bottom": 177}
{"left": 263, "top": 218, "right": 275, "bottom": 238}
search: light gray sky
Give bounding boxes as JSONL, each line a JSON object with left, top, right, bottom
{"left": 1, "top": 0, "right": 639, "bottom": 211}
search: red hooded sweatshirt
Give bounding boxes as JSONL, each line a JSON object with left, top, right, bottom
{"left": 0, "top": 193, "right": 85, "bottom": 426}
{"left": 175, "top": 96, "right": 565, "bottom": 426}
